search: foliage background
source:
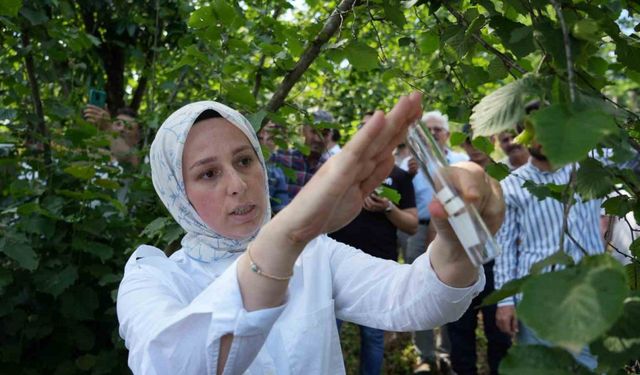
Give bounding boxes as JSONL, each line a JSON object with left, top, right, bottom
{"left": 1, "top": 0, "right": 639, "bottom": 373}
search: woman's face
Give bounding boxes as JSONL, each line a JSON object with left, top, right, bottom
{"left": 182, "top": 118, "right": 266, "bottom": 239}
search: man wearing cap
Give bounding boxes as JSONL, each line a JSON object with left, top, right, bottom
{"left": 407, "top": 110, "right": 468, "bottom": 374}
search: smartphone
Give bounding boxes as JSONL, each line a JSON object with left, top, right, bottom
{"left": 89, "top": 88, "right": 107, "bottom": 108}
{"left": 406, "top": 121, "right": 500, "bottom": 266}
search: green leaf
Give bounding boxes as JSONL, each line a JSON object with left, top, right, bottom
{"left": 489, "top": 16, "right": 535, "bottom": 58}
{"left": 0, "top": 0, "right": 22, "bottom": 17}
{"left": 64, "top": 162, "right": 96, "bottom": 180}
{"left": 449, "top": 131, "right": 466, "bottom": 147}
{"left": 602, "top": 195, "right": 633, "bottom": 217}
{"left": 572, "top": 19, "right": 601, "bottom": 42}
{"left": 531, "top": 103, "right": 617, "bottom": 167}
{"left": 518, "top": 255, "right": 628, "bottom": 352}
{"left": 418, "top": 32, "right": 439, "bottom": 55}
{"left": 576, "top": 158, "right": 613, "bottom": 199}
{"left": 529, "top": 250, "right": 575, "bottom": 275}
{"left": 162, "top": 223, "right": 185, "bottom": 244}
{"left": 625, "top": 263, "right": 639, "bottom": 291}
{"left": 480, "top": 276, "right": 530, "bottom": 307}
{"left": 485, "top": 163, "right": 510, "bottom": 181}
{"left": 471, "top": 136, "right": 494, "bottom": 155}
{"left": 587, "top": 56, "right": 609, "bottom": 76}
{"left": 383, "top": 2, "right": 406, "bottom": 28}
{"left": 376, "top": 185, "right": 401, "bottom": 204}
{"left": 281, "top": 166, "right": 297, "bottom": 182}
{"left": 65, "top": 122, "right": 98, "bottom": 145}
{"left": 616, "top": 38, "right": 640, "bottom": 73}
{"left": 21, "top": 214, "right": 55, "bottom": 239}
{"left": 522, "top": 180, "right": 565, "bottom": 201}
{"left": 0, "top": 268, "right": 14, "bottom": 290}
{"left": 469, "top": 75, "right": 537, "bottom": 136}
{"left": 20, "top": 7, "right": 48, "bottom": 25}
{"left": 60, "top": 286, "right": 99, "bottom": 321}
{"left": 465, "top": 12, "right": 484, "bottom": 32}
{"left": 224, "top": 84, "right": 257, "bottom": 109}
{"left": 35, "top": 265, "right": 78, "bottom": 297}
{"left": 0, "top": 231, "right": 38, "bottom": 270}
{"left": 500, "top": 345, "right": 591, "bottom": 375}
{"left": 460, "top": 64, "right": 491, "bottom": 88}
{"left": 72, "top": 238, "right": 114, "bottom": 262}
{"left": 590, "top": 295, "right": 640, "bottom": 373}
{"left": 212, "top": 0, "right": 238, "bottom": 26}
{"left": 94, "top": 178, "right": 120, "bottom": 190}
{"left": 398, "top": 37, "right": 413, "bottom": 47}
{"left": 247, "top": 110, "right": 267, "bottom": 132}
{"left": 487, "top": 57, "right": 508, "bottom": 80}
{"left": 141, "top": 217, "right": 174, "bottom": 239}
{"left": 188, "top": 6, "right": 214, "bottom": 29}
{"left": 630, "top": 238, "right": 640, "bottom": 258}
{"left": 344, "top": 41, "right": 379, "bottom": 71}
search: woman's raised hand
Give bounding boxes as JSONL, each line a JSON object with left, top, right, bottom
{"left": 270, "top": 92, "right": 422, "bottom": 248}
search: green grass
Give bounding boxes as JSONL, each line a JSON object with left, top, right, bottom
{"left": 340, "top": 322, "right": 418, "bottom": 375}
{"left": 340, "top": 314, "right": 492, "bottom": 375}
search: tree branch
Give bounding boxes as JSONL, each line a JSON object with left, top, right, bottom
{"left": 265, "top": 0, "right": 358, "bottom": 114}
{"left": 21, "top": 28, "right": 51, "bottom": 169}
{"left": 367, "top": 4, "right": 388, "bottom": 63}
{"left": 443, "top": 3, "right": 527, "bottom": 76}
{"left": 550, "top": 0, "right": 576, "bottom": 102}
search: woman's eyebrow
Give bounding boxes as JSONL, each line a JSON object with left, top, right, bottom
{"left": 190, "top": 156, "right": 217, "bottom": 170}
{"left": 189, "top": 145, "right": 253, "bottom": 170}
{"left": 233, "top": 145, "right": 253, "bottom": 155}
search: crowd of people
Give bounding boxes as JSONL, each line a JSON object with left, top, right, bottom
{"left": 252, "top": 101, "right": 634, "bottom": 375}
{"left": 107, "top": 92, "right": 637, "bottom": 375}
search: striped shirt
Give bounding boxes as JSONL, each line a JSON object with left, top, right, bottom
{"left": 494, "top": 160, "right": 604, "bottom": 306}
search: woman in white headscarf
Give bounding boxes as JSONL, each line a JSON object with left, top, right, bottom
{"left": 117, "top": 92, "right": 504, "bottom": 375}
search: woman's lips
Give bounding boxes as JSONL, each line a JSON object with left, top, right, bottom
{"left": 229, "top": 204, "right": 258, "bottom": 223}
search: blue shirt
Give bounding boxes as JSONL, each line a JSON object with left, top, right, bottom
{"left": 413, "top": 149, "right": 469, "bottom": 221}
{"left": 266, "top": 161, "right": 290, "bottom": 213}
{"left": 494, "top": 161, "right": 604, "bottom": 306}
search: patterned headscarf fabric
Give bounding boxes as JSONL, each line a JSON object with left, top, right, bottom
{"left": 150, "top": 101, "right": 271, "bottom": 262}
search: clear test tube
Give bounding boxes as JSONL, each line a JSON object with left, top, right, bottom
{"left": 405, "top": 121, "right": 501, "bottom": 267}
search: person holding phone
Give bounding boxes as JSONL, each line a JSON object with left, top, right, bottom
{"left": 83, "top": 90, "right": 140, "bottom": 167}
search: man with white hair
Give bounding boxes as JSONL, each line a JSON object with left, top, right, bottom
{"left": 407, "top": 110, "right": 468, "bottom": 374}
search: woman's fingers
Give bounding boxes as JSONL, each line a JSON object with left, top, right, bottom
{"left": 343, "top": 92, "right": 422, "bottom": 161}
{"left": 427, "top": 163, "right": 504, "bottom": 241}
{"left": 360, "top": 155, "right": 396, "bottom": 195}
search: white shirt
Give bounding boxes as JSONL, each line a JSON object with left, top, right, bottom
{"left": 117, "top": 235, "right": 484, "bottom": 375}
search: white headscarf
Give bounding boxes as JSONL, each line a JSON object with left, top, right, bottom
{"left": 150, "top": 101, "right": 271, "bottom": 262}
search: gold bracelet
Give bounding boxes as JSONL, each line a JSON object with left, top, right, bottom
{"left": 246, "top": 243, "right": 293, "bottom": 281}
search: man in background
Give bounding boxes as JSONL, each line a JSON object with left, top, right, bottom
{"left": 272, "top": 110, "right": 331, "bottom": 201}
{"left": 494, "top": 113, "right": 603, "bottom": 370}
{"left": 258, "top": 122, "right": 290, "bottom": 214}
